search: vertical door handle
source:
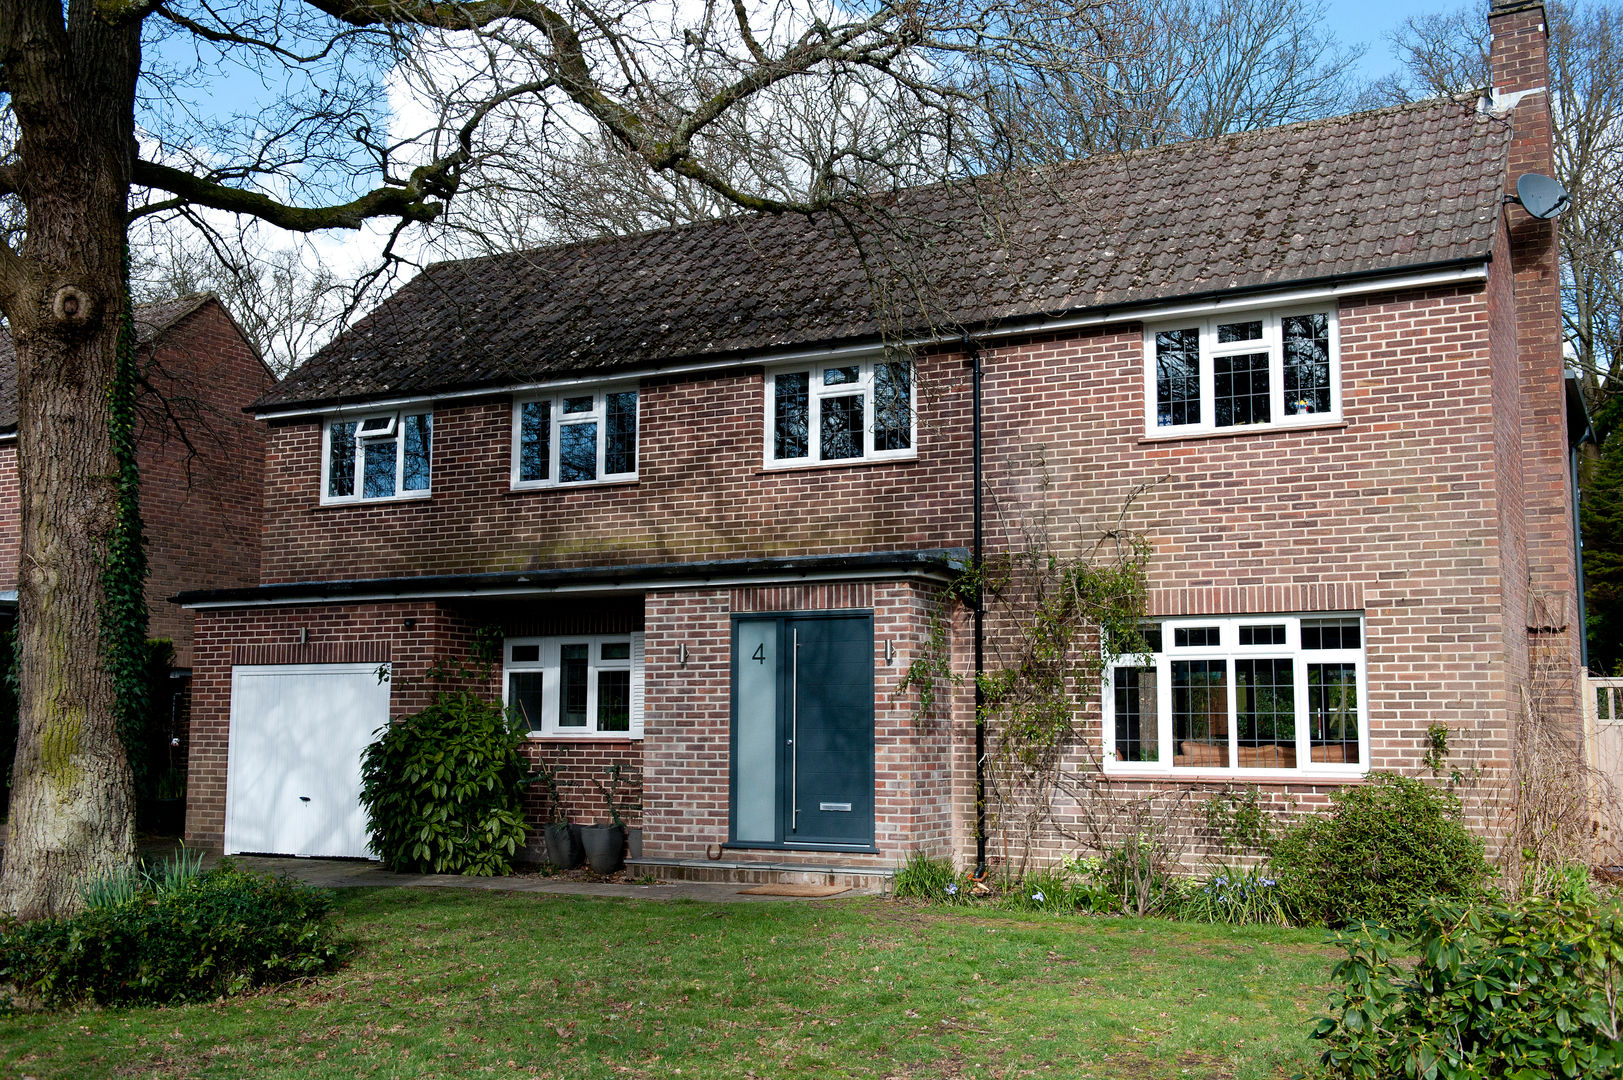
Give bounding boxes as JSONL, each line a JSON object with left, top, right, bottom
{"left": 791, "top": 628, "right": 799, "bottom": 832}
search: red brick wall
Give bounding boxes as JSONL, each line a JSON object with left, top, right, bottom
{"left": 638, "top": 581, "right": 958, "bottom": 869}
{"left": 1490, "top": 2, "right": 1582, "bottom": 710}
{"left": 186, "top": 598, "right": 649, "bottom": 856}
{"left": 136, "top": 301, "right": 274, "bottom": 666}
{"left": 258, "top": 354, "right": 973, "bottom": 582}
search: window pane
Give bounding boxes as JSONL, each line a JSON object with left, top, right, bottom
{"left": 1302, "top": 618, "right": 1361, "bottom": 650}
{"left": 1113, "top": 666, "right": 1159, "bottom": 763}
{"left": 1214, "top": 351, "right": 1270, "bottom": 427}
{"left": 601, "top": 641, "right": 631, "bottom": 660}
{"left": 823, "top": 366, "right": 859, "bottom": 386}
{"left": 1218, "top": 320, "right": 1263, "bottom": 343}
{"left": 1238, "top": 624, "right": 1286, "bottom": 646}
{"left": 1283, "top": 313, "right": 1332, "bottom": 416}
{"left": 1140, "top": 625, "right": 1163, "bottom": 653}
{"left": 357, "top": 415, "right": 393, "bottom": 436}
{"left": 774, "top": 372, "right": 809, "bottom": 459}
{"left": 510, "top": 644, "right": 540, "bottom": 663}
{"left": 328, "top": 422, "right": 356, "bottom": 498}
{"left": 559, "top": 644, "right": 589, "bottom": 727}
{"left": 606, "top": 391, "right": 637, "bottom": 474}
{"left": 1308, "top": 663, "right": 1360, "bottom": 764}
{"left": 1156, "top": 328, "right": 1200, "bottom": 427}
{"left": 362, "top": 437, "right": 396, "bottom": 498}
{"left": 821, "top": 394, "right": 864, "bottom": 460}
{"left": 1173, "top": 660, "right": 1229, "bottom": 767}
{"left": 563, "top": 396, "right": 594, "bottom": 414}
{"left": 1174, "top": 626, "right": 1220, "bottom": 648}
{"left": 519, "top": 400, "right": 551, "bottom": 482}
{"left": 597, "top": 669, "right": 631, "bottom": 732}
{"left": 1235, "top": 658, "right": 1295, "bottom": 768}
{"left": 560, "top": 422, "right": 598, "bottom": 483}
{"left": 874, "top": 362, "right": 912, "bottom": 452}
{"left": 508, "top": 672, "right": 546, "bottom": 731}
{"left": 403, "top": 413, "right": 431, "bottom": 491}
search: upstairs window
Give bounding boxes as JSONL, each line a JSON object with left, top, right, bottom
{"left": 1105, "top": 614, "right": 1366, "bottom": 777}
{"left": 766, "top": 358, "right": 915, "bottom": 467}
{"left": 1144, "top": 308, "right": 1339, "bottom": 436}
{"left": 504, "top": 634, "right": 645, "bottom": 738}
{"left": 512, "top": 387, "right": 639, "bottom": 488}
{"left": 323, "top": 410, "right": 431, "bottom": 503}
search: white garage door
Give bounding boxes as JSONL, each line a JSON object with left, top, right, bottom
{"left": 225, "top": 663, "right": 390, "bottom": 859}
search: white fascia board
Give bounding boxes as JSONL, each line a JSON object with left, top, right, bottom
{"left": 255, "top": 262, "right": 1489, "bottom": 422}
{"left": 179, "top": 566, "right": 959, "bottom": 610}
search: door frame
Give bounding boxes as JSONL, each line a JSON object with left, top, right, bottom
{"left": 727, "top": 610, "right": 877, "bottom": 852}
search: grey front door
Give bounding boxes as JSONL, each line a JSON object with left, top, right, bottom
{"left": 731, "top": 613, "right": 874, "bottom": 848}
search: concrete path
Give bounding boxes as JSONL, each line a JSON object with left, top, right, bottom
{"left": 216, "top": 854, "right": 870, "bottom": 903}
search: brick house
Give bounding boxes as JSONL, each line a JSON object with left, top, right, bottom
{"left": 0, "top": 294, "right": 273, "bottom": 777}
{"left": 177, "top": 1, "right": 1582, "bottom": 879}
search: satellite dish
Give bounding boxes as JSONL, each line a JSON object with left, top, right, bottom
{"left": 1515, "top": 173, "right": 1572, "bottom": 220}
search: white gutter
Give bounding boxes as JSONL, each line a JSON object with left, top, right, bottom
{"left": 253, "top": 262, "right": 1490, "bottom": 422}
{"left": 179, "top": 565, "right": 959, "bottom": 610}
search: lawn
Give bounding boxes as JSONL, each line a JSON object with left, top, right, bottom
{"left": 2, "top": 888, "right": 1341, "bottom": 1079}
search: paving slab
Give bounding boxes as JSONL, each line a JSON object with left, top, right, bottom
{"left": 216, "top": 855, "right": 876, "bottom": 902}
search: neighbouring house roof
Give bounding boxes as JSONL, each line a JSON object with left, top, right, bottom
{"left": 0, "top": 293, "right": 224, "bottom": 434}
{"left": 261, "top": 96, "right": 1511, "bottom": 412}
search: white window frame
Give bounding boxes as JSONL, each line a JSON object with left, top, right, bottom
{"left": 1102, "top": 613, "right": 1368, "bottom": 779}
{"left": 510, "top": 385, "right": 640, "bottom": 490}
{"left": 1142, "top": 305, "right": 1341, "bottom": 437}
{"left": 502, "top": 633, "right": 645, "bottom": 738}
{"left": 763, "top": 356, "right": 917, "bottom": 468}
{"left": 320, "top": 409, "right": 432, "bottom": 505}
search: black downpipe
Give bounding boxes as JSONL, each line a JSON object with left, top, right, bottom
{"left": 965, "top": 332, "right": 987, "bottom": 876}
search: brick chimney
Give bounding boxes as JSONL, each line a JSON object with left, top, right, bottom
{"left": 1490, "top": 1, "right": 1582, "bottom": 680}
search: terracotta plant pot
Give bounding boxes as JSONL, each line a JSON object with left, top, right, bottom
{"left": 579, "top": 824, "right": 626, "bottom": 875}
{"left": 544, "top": 822, "right": 583, "bottom": 869}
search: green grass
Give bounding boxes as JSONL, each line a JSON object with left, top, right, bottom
{"left": 2, "top": 889, "right": 1341, "bottom": 1079}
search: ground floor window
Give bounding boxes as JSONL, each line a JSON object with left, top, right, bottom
{"left": 1104, "top": 614, "right": 1365, "bottom": 776}
{"left": 504, "top": 634, "right": 644, "bottom": 737}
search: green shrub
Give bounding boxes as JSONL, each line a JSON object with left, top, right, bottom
{"left": 358, "top": 690, "right": 531, "bottom": 875}
{"left": 0, "top": 864, "right": 340, "bottom": 1008}
{"left": 1270, "top": 774, "right": 1490, "bottom": 930}
{"left": 1305, "top": 895, "right": 1623, "bottom": 1078}
{"left": 893, "top": 852, "right": 967, "bottom": 903}
{"left": 1174, "top": 866, "right": 1292, "bottom": 926}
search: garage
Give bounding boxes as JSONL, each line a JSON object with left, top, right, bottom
{"left": 224, "top": 663, "right": 390, "bottom": 859}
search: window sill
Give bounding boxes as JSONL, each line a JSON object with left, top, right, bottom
{"left": 758, "top": 453, "right": 919, "bottom": 476}
{"left": 1101, "top": 766, "right": 1367, "bottom": 785}
{"left": 525, "top": 733, "right": 643, "bottom": 743}
{"left": 317, "top": 490, "right": 433, "bottom": 509}
{"left": 1138, "top": 419, "right": 1348, "bottom": 445}
{"left": 509, "top": 476, "right": 639, "bottom": 493}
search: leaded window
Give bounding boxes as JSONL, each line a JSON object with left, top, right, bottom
{"left": 768, "top": 357, "right": 915, "bottom": 466}
{"left": 512, "top": 388, "right": 639, "bottom": 488}
{"left": 1147, "top": 308, "right": 1339, "bottom": 435}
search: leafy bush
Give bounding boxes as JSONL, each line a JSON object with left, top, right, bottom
{"left": 893, "top": 852, "right": 968, "bottom": 903}
{"left": 1306, "top": 895, "right": 1623, "bottom": 1079}
{"left": 1270, "top": 774, "right": 1490, "bottom": 929}
{"left": 0, "top": 864, "right": 341, "bottom": 1008}
{"left": 1174, "top": 866, "right": 1291, "bottom": 926}
{"left": 80, "top": 847, "right": 208, "bottom": 910}
{"left": 359, "top": 690, "right": 531, "bottom": 875}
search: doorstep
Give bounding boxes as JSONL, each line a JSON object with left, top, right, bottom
{"left": 626, "top": 856, "right": 893, "bottom": 894}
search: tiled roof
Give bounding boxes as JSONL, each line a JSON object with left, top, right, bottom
{"left": 0, "top": 294, "right": 217, "bottom": 432}
{"left": 260, "top": 97, "right": 1508, "bottom": 410}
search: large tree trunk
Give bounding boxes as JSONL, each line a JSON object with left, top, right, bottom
{"left": 0, "top": 0, "right": 143, "bottom": 920}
